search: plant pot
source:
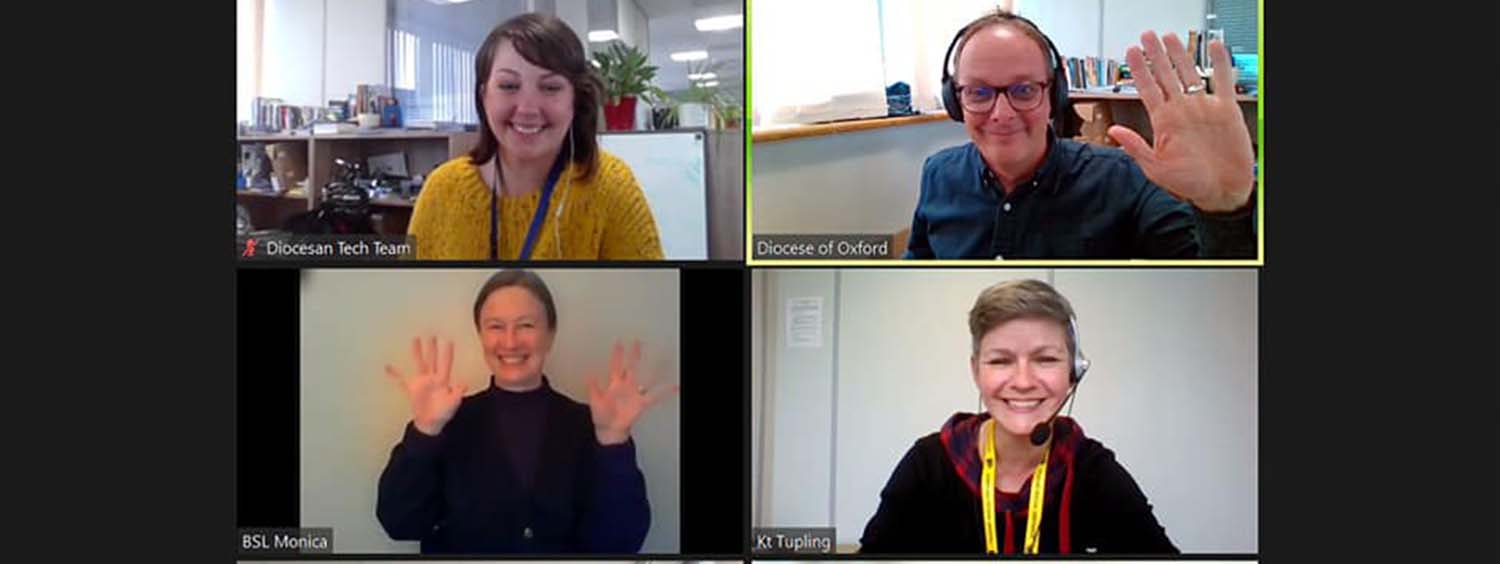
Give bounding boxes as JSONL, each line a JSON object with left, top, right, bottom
{"left": 604, "top": 96, "right": 638, "bottom": 131}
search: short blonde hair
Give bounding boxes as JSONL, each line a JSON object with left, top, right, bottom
{"left": 968, "top": 279, "right": 1076, "bottom": 355}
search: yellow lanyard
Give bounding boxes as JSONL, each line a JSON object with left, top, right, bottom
{"left": 981, "top": 418, "right": 1050, "bottom": 555}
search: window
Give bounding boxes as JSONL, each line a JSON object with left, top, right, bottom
{"left": 752, "top": 0, "right": 1009, "bottom": 128}
{"left": 236, "top": 0, "right": 260, "bottom": 124}
{"left": 390, "top": 28, "right": 478, "bottom": 124}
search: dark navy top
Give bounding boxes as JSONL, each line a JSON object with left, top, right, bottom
{"left": 903, "top": 135, "right": 1255, "bottom": 259}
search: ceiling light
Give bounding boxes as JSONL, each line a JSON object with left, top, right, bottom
{"left": 588, "top": 30, "right": 619, "bottom": 42}
{"left": 670, "top": 50, "right": 708, "bottom": 62}
{"left": 694, "top": 14, "right": 743, "bottom": 32}
{"left": 687, "top": 72, "right": 717, "bottom": 81}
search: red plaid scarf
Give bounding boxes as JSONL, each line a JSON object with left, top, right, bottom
{"left": 938, "top": 412, "right": 1085, "bottom": 553}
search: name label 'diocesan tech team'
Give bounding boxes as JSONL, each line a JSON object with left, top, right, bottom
{"left": 237, "top": 235, "right": 417, "bottom": 261}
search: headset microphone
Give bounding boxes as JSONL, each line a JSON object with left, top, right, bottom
{"left": 1028, "top": 317, "right": 1090, "bottom": 446}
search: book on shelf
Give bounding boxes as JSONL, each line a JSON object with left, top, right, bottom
{"left": 1065, "top": 56, "right": 1123, "bottom": 91}
{"left": 313, "top": 122, "right": 357, "bottom": 135}
{"left": 405, "top": 119, "right": 467, "bottom": 131}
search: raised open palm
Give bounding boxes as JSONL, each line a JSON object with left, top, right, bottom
{"left": 385, "top": 336, "right": 468, "bottom": 436}
{"left": 1107, "top": 32, "right": 1256, "bottom": 213}
{"left": 588, "top": 340, "right": 678, "bottom": 445}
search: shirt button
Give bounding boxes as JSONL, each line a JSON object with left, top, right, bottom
{"left": 523, "top": 526, "right": 533, "bottom": 539}
{"left": 1003, "top": 203, "right": 1012, "bottom": 212}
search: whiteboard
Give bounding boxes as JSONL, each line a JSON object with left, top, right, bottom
{"left": 600, "top": 131, "right": 709, "bottom": 259}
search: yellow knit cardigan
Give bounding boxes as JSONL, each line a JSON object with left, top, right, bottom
{"left": 407, "top": 150, "right": 664, "bottom": 260}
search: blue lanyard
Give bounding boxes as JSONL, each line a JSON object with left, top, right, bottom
{"left": 490, "top": 154, "right": 566, "bottom": 260}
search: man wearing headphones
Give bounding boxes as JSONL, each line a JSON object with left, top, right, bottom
{"left": 903, "top": 9, "right": 1256, "bottom": 259}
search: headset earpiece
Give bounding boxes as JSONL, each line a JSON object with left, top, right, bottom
{"left": 1068, "top": 316, "right": 1089, "bottom": 384}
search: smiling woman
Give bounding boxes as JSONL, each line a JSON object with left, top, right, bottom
{"left": 376, "top": 269, "right": 677, "bottom": 554}
{"left": 407, "top": 13, "right": 664, "bottom": 260}
{"left": 858, "top": 278, "right": 1177, "bottom": 555}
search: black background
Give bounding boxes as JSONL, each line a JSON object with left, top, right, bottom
{"left": 16, "top": 1, "right": 1498, "bottom": 563}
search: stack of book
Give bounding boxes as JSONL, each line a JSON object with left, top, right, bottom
{"left": 1064, "top": 57, "right": 1122, "bottom": 91}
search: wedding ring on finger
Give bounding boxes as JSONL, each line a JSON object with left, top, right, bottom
{"left": 1184, "top": 83, "right": 1207, "bottom": 95}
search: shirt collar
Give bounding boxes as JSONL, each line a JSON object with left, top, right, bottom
{"left": 973, "top": 128, "right": 1065, "bottom": 196}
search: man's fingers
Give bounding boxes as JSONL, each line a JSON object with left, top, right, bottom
{"left": 1125, "top": 47, "right": 1163, "bottom": 111}
{"left": 1139, "top": 31, "right": 1182, "bottom": 104}
{"left": 1107, "top": 125, "right": 1155, "bottom": 169}
{"left": 1209, "top": 40, "right": 1237, "bottom": 100}
{"left": 1160, "top": 33, "right": 1201, "bottom": 93}
{"left": 438, "top": 339, "right": 454, "bottom": 383}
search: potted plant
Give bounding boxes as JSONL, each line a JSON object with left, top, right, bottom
{"left": 675, "top": 82, "right": 739, "bottom": 129}
{"left": 591, "top": 42, "right": 666, "bottom": 131}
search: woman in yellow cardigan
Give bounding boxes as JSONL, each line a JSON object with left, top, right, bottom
{"left": 409, "top": 13, "right": 664, "bottom": 260}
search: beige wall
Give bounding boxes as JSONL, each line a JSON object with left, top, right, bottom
{"left": 299, "top": 269, "right": 680, "bottom": 554}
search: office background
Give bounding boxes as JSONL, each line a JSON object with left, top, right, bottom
{"left": 299, "top": 268, "right": 682, "bottom": 553}
{"left": 751, "top": 269, "right": 1258, "bottom": 553}
{"left": 751, "top": 0, "right": 1256, "bottom": 239}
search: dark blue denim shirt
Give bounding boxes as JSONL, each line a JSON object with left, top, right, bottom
{"left": 904, "top": 135, "right": 1255, "bottom": 259}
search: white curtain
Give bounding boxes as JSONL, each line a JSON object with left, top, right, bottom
{"left": 752, "top": 0, "right": 887, "bottom": 128}
{"left": 880, "top": 0, "right": 1006, "bottom": 115}
{"left": 752, "top": 0, "right": 1009, "bottom": 127}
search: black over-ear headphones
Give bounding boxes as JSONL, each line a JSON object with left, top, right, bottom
{"left": 940, "top": 12, "right": 1070, "bottom": 124}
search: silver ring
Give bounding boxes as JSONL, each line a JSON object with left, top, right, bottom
{"left": 1184, "top": 83, "right": 1207, "bottom": 95}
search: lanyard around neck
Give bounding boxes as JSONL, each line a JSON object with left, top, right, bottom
{"left": 490, "top": 154, "right": 565, "bottom": 261}
{"left": 981, "top": 417, "right": 1050, "bottom": 555}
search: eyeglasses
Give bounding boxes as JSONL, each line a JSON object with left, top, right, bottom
{"left": 957, "top": 80, "right": 1050, "bottom": 114}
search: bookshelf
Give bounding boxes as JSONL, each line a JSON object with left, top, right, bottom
{"left": 236, "top": 130, "right": 477, "bottom": 235}
{"left": 1066, "top": 91, "right": 1258, "bottom": 150}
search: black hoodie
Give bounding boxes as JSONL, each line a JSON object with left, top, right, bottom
{"left": 859, "top": 413, "right": 1177, "bottom": 555}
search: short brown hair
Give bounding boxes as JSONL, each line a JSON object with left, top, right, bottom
{"left": 968, "top": 279, "right": 1076, "bottom": 355}
{"left": 473, "top": 269, "right": 558, "bottom": 331}
{"left": 952, "top": 9, "right": 1057, "bottom": 85}
{"left": 468, "top": 13, "right": 603, "bottom": 180}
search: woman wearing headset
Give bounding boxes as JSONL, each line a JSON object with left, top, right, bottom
{"left": 408, "top": 13, "right": 664, "bottom": 260}
{"left": 376, "top": 269, "right": 676, "bottom": 553}
{"left": 858, "top": 279, "right": 1177, "bottom": 554}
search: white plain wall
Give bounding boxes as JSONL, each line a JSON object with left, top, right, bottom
{"left": 758, "top": 271, "right": 838, "bottom": 527}
{"left": 618, "top": 0, "right": 648, "bottom": 52}
{"left": 753, "top": 269, "right": 1257, "bottom": 553}
{"left": 263, "top": 0, "right": 325, "bottom": 106}
{"left": 260, "top": 0, "right": 387, "bottom": 107}
{"left": 325, "top": 0, "right": 387, "bottom": 104}
{"left": 751, "top": 121, "right": 969, "bottom": 236}
{"left": 1016, "top": 0, "right": 1103, "bottom": 59}
{"left": 300, "top": 269, "right": 680, "bottom": 554}
{"left": 1101, "top": 0, "right": 1206, "bottom": 62}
